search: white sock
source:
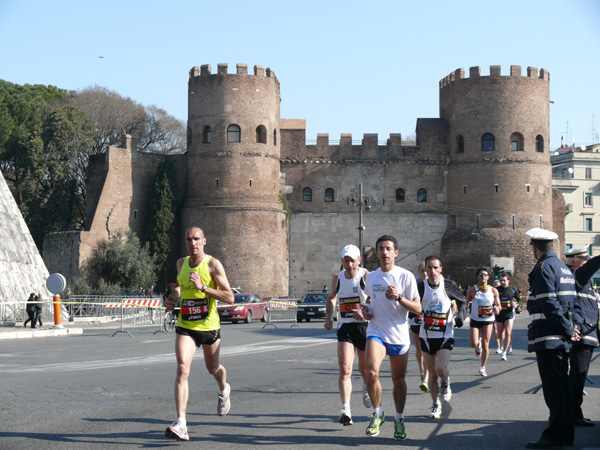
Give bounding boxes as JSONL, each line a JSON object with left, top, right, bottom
{"left": 375, "top": 406, "right": 382, "bottom": 416}
{"left": 394, "top": 412, "right": 404, "bottom": 420}
{"left": 178, "top": 417, "right": 186, "bottom": 427}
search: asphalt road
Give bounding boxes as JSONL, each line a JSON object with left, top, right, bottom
{"left": 1, "top": 315, "right": 599, "bottom": 450}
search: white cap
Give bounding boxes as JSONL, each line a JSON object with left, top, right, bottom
{"left": 341, "top": 244, "right": 361, "bottom": 260}
{"left": 564, "top": 244, "right": 590, "bottom": 258}
{"left": 525, "top": 228, "right": 558, "bottom": 242}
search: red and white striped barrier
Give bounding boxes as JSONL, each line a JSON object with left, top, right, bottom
{"left": 105, "top": 299, "right": 162, "bottom": 308}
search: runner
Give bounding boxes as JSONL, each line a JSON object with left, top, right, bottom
{"left": 495, "top": 274, "right": 520, "bottom": 361}
{"left": 409, "top": 262, "right": 429, "bottom": 392}
{"left": 164, "top": 227, "right": 235, "bottom": 441}
{"left": 324, "top": 244, "right": 371, "bottom": 426}
{"left": 418, "top": 255, "right": 465, "bottom": 419}
{"left": 466, "top": 267, "right": 500, "bottom": 376}
{"left": 361, "top": 235, "right": 421, "bottom": 440}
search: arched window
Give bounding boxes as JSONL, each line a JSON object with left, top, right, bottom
{"left": 325, "top": 188, "right": 334, "bottom": 202}
{"left": 536, "top": 135, "right": 544, "bottom": 153}
{"left": 510, "top": 132, "right": 524, "bottom": 151}
{"left": 202, "top": 126, "right": 212, "bottom": 144}
{"left": 273, "top": 129, "right": 277, "bottom": 146}
{"left": 417, "top": 188, "right": 427, "bottom": 202}
{"left": 481, "top": 133, "right": 495, "bottom": 151}
{"left": 227, "top": 124, "right": 241, "bottom": 143}
{"left": 395, "top": 188, "right": 405, "bottom": 202}
{"left": 302, "top": 187, "right": 312, "bottom": 202}
{"left": 256, "top": 125, "right": 267, "bottom": 144}
{"left": 456, "top": 135, "right": 464, "bottom": 153}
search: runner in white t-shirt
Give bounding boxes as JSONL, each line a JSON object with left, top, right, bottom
{"left": 359, "top": 235, "right": 420, "bottom": 441}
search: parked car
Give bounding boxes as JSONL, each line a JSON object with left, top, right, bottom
{"left": 296, "top": 292, "right": 338, "bottom": 322}
{"left": 217, "top": 294, "right": 268, "bottom": 324}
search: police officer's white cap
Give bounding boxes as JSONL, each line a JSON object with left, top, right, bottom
{"left": 341, "top": 244, "right": 361, "bottom": 260}
{"left": 525, "top": 228, "right": 558, "bottom": 242}
{"left": 563, "top": 244, "right": 590, "bottom": 259}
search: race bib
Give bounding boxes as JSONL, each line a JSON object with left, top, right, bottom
{"left": 339, "top": 296, "right": 360, "bottom": 318}
{"left": 181, "top": 298, "right": 209, "bottom": 321}
{"left": 478, "top": 305, "right": 493, "bottom": 318}
{"left": 424, "top": 310, "right": 448, "bottom": 332}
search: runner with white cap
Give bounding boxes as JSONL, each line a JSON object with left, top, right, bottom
{"left": 324, "top": 244, "right": 371, "bottom": 426}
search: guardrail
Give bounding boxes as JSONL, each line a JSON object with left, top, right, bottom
{"left": 263, "top": 299, "right": 299, "bottom": 329}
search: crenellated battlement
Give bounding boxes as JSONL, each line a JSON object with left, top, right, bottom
{"left": 439, "top": 65, "right": 549, "bottom": 89}
{"left": 189, "top": 63, "right": 276, "bottom": 80}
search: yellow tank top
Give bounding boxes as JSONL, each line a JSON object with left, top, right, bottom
{"left": 176, "top": 255, "right": 220, "bottom": 331}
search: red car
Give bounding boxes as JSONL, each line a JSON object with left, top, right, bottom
{"left": 217, "top": 294, "right": 269, "bottom": 324}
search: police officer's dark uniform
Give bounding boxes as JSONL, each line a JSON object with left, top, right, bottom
{"left": 564, "top": 245, "right": 600, "bottom": 428}
{"left": 525, "top": 228, "right": 580, "bottom": 449}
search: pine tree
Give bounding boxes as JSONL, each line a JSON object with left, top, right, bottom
{"left": 145, "top": 158, "right": 179, "bottom": 286}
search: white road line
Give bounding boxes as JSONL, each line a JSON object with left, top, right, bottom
{"left": 0, "top": 335, "right": 334, "bottom": 373}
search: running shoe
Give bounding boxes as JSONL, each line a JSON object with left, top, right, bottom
{"left": 508, "top": 345, "right": 513, "bottom": 355}
{"left": 419, "top": 379, "right": 429, "bottom": 393}
{"left": 217, "top": 383, "right": 231, "bottom": 416}
{"left": 429, "top": 401, "right": 442, "bottom": 419}
{"left": 475, "top": 341, "right": 482, "bottom": 357}
{"left": 495, "top": 346, "right": 502, "bottom": 354}
{"left": 339, "top": 406, "right": 353, "bottom": 426}
{"left": 394, "top": 418, "right": 407, "bottom": 440}
{"left": 366, "top": 412, "right": 385, "bottom": 436}
{"left": 441, "top": 381, "right": 452, "bottom": 402}
{"left": 479, "top": 366, "right": 487, "bottom": 377}
{"left": 362, "top": 384, "right": 372, "bottom": 408}
{"left": 165, "top": 421, "right": 189, "bottom": 441}
{"left": 501, "top": 351, "right": 507, "bottom": 361}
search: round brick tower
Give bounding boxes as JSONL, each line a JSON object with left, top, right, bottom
{"left": 440, "top": 65, "right": 552, "bottom": 290}
{"left": 182, "top": 63, "right": 288, "bottom": 298}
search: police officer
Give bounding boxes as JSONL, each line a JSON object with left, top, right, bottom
{"left": 564, "top": 244, "right": 600, "bottom": 428}
{"left": 525, "top": 228, "right": 581, "bottom": 449}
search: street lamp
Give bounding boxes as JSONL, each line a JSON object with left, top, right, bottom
{"left": 350, "top": 183, "right": 371, "bottom": 263}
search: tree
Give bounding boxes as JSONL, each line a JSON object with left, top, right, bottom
{"left": 0, "top": 80, "right": 96, "bottom": 246}
{"left": 145, "top": 158, "right": 179, "bottom": 286}
{"left": 86, "top": 230, "right": 157, "bottom": 291}
{"left": 72, "top": 86, "right": 185, "bottom": 155}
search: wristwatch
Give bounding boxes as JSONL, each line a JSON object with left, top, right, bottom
{"left": 200, "top": 284, "right": 208, "bottom": 293}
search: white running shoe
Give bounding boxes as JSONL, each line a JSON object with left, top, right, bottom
{"left": 429, "top": 401, "right": 442, "bottom": 419}
{"left": 165, "top": 421, "right": 189, "bottom": 441}
{"left": 501, "top": 351, "right": 507, "bottom": 361}
{"left": 441, "top": 381, "right": 452, "bottom": 402}
{"left": 496, "top": 346, "right": 502, "bottom": 354}
{"left": 339, "top": 406, "right": 353, "bottom": 426}
{"left": 362, "top": 384, "right": 372, "bottom": 408}
{"left": 475, "top": 341, "right": 482, "bottom": 357}
{"left": 217, "top": 383, "right": 231, "bottom": 416}
{"left": 479, "top": 366, "right": 488, "bottom": 377}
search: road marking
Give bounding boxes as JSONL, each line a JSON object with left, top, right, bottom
{"left": 0, "top": 335, "right": 334, "bottom": 373}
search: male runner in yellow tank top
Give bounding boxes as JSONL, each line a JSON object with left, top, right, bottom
{"left": 164, "top": 227, "right": 235, "bottom": 441}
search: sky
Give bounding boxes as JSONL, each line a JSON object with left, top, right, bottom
{"left": 1, "top": 0, "right": 599, "bottom": 148}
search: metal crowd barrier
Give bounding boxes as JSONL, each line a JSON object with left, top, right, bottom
{"left": 263, "top": 298, "right": 299, "bottom": 329}
{"left": 0, "top": 300, "right": 54, "bottom": 326}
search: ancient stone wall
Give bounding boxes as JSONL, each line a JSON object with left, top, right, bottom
{"left": 288, "top": 212, "right": 447, "bottom": 297}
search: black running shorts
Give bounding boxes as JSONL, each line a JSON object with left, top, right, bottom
{"left": 176, "top": 327, "right": 220, "bottom": 347}
{"left": 336, "top": 322, "right": 367, "bottom": 351}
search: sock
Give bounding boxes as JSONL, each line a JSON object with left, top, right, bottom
{"left": 375, "top": 406, "right": 382, "bottom": 416}
{"left": 442, "top": 378, "right": 449, "bottom": 386}
{"left": 342, "top": 403, "right": 350, "bottom": 411}
{"left": 178, "top": 417, "right": 186, "bottom": 427}
{"left": 394, "top": 412, "right": 404, "bottom": 421}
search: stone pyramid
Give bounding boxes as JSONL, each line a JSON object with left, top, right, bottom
{"left": 0, "top": 170, "right": 51, "bottom": 302}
